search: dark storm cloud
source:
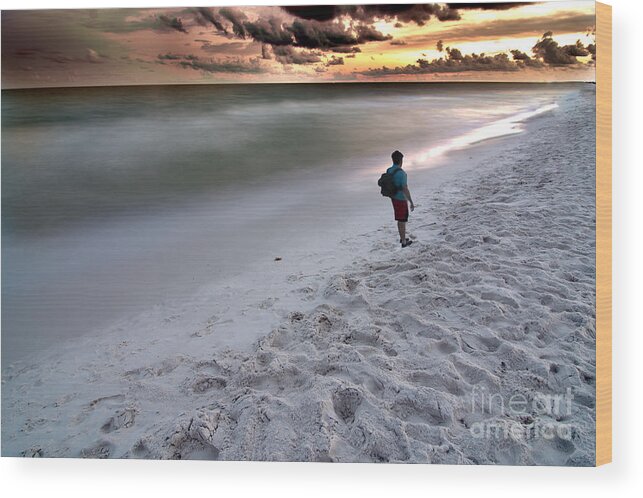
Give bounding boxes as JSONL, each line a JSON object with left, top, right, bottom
{"left": 329, "top": 46, "right": 361, "bottom": 53}
{"left": 156, "top": 15, "right": 188, "bottom": 34}
{"left": 218, "top": 8, "right": 249, "bottom": 38}
{"left": 158, "top": 53, "right": 182, "bottom": 60}
{"left": 282, "top": 4, "right": 460, "bottom": 25}
{"left": 179, "top": 57, "right": 266, "bottom": 73}
{"left": 200, "top": 41, "right": 259, "bottom": 56}
{"left": 326, "top": 55, "right": 345, "bottom": 66}
{"left": 355, "top": 24, "right": 395, "bottom": 43}
{"left": 190, "top": 7, "right": 228, "bottom": 33}
{"left": 282, "top": 3, "right": 533, "bottom": 25}
{"left": 444, "top": 3, "right": 535, "bottom": 11}
{"left": 157, "top": 51, "right": 267, "bottom": 73}
{"left": 280, "top": 6, "right": 341, "bottom": 22}
{"left": 244, "top": 17, "right": 294, "bottom": 46}
{"left": 157, "top": 53, "right": 200, "bottom": 63}
{"left": 288, "top": 19, "right": 391, "bottom": 50}
{"left": 272, "top": 45, "right": 322, "bottom": 64}
{"left": 350, "top": 4, "right": 461, "bottom": 24}
{"left": 181, "top": 7, "right": 393, "bottom": 54}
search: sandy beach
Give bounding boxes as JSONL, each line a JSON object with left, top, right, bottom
{"left": 1, "top": 85, "right": 596, "bottom": 464}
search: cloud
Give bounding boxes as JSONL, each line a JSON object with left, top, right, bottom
{"left": 532, "top": 32, "right": 587, "bottom": 65}
{"left": 281, "top": 5, "right": 346, "bottom": 22}
{"left": 200, "top": 41, "right": 258, "bottom": 56}
{"left": 364, "top": 51, "right": 518, "bottom": 77}
{"left": 158, "top": 53, "right": 182, "bottom": 60}
{"left": 178, "top": 7, "right": 394, "bottom": 53}
{"left": 510, "top": 49, "right": 544, "bottom": 67}
{"left": 280, "top": 6, "right": 342, "bottom": 22}
{"left": 326, "top": 55, "right": 344, "bottom": 66}
{"left": 355, "top": 24, "right": 394, "bottom": 43}
{"left": 363, "top": 31, "right": 591, "bottom": 76}
{"left": 402, "top": 12, "right": 595, "bottom": 48}
{"left": 156, "top": 15, "right": 188, "bottom": 34}
{"left": 390, "top": 40, "right": 407, "bottom": 46}
{"left": 563, "top": 39, "right": 590, "bottom": 57}
{"left": 586, "top": 43, "right": 596, "bottom": 60}
{"left": 281, "top": 5, "right": 460, "bottom": 25}
{"left": 510, "top": 49, "right": 530, "bottom": 60}
{"left": 446, "top": 47, "right": 463, "bottom": 60}
{"left": 16, "top": 46, "right": 108, "bottom": 65}
{"left": 244, "top": 17, "right": 294, "bottom": 46}
{"left": 219, "top": 7, "right": 254, "bottom": 38}
{"left": 282, "top": 3, "right": 532, "bottom": 25}
{"left": 288, "top": 19, "right": 391, "bottom": 50}
{"left": 330, "top": 46, "right": 361, "bottom": 53}
{"left": 156, "top": 51, "right": 265, "bottom": 73}
{"left": 218, "top": 8, "right": 249, "bottom": 38}
{"left": 350, "top": 4, "right": 461, "bottom": 25}
{"left": 444, "top": 2, "right": 535, "bottom": 11}
{"left": 179, "top": 57, "right": 266, "bottom": 73}
{"left": 437, "top": 40, "right": 444, "bottom": 52}
{"left": 190, "top": 7, "right": 227, "bottom": 33}
{"left": 272, "top": 45, "right": 322, "bottom": 65}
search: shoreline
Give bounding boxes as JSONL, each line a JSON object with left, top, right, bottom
{"left": 1, "top": 87, "right": 596, "bottom": 464}
{"left": 2, "top": 107, "right": 543, "bottom": 370}
{"left": 1, "top": 88, "right": 569, "bottom": 366}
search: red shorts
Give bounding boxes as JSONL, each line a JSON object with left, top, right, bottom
{"left": 391, "top": 198, "right": 409, "bottom": 222}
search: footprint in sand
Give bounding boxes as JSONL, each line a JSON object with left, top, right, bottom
{"left": 124, "top": 357, "right": 185, "bottom": 379}
{"left": 101, "top": 408, "right": 137, "bottom": 433}
{"left": 191, "top": 376, "right": 227, "bottom": 393}
{"left": 80, "top": 440, "right": 114, "bottom": 459}
{"left": 332, "top": 386, "right": 362, "bottom": 424}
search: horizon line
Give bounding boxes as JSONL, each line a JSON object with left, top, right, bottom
{"left": 1, "top": 79, "right": 596, "bottom": 91}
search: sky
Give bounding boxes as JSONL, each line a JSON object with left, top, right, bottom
{"left": 1, "top": 2, "right": 596, "bottom": 88}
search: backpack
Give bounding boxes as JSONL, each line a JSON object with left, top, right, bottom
{"left": 378, "top": 167, "right": 401, "bottom": 198}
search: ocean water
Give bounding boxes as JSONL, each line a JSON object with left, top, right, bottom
{"left": 1, "top": 82, "right": 584, "bottom": 362}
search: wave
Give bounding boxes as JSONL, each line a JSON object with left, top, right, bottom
{"left": 413, "top": 102, "right": 559, "bottom": 165}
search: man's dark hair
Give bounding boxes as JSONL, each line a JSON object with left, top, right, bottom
{"left": 392, "top": 150, "right": 404, "bottom": 165}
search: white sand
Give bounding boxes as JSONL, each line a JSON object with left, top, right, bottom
{"left": 1, "top": 87, "right": 596, "bottom": 464}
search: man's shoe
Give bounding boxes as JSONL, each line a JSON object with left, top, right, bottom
{"left": 401, "top": 238, "right": 413, "bottom": 248}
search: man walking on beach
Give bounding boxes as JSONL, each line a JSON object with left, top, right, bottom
{"left": 386, "top": 150, "right": 415, "bottom": 248}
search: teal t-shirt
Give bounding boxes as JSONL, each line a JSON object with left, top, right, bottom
{"left": 386, "top": 165, "right": 407, "bottom": 201}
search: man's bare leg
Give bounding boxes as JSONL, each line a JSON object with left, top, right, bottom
{"left": 397, "top": 221, "right": 406, "bottom": 243}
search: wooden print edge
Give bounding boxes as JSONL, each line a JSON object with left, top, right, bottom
{"left": 595, "top": 1, "right": 612, "bottom": 467}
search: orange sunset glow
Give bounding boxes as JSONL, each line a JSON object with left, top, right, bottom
{"left": 1, "top": 2, "right": 596, "bottom": 88}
